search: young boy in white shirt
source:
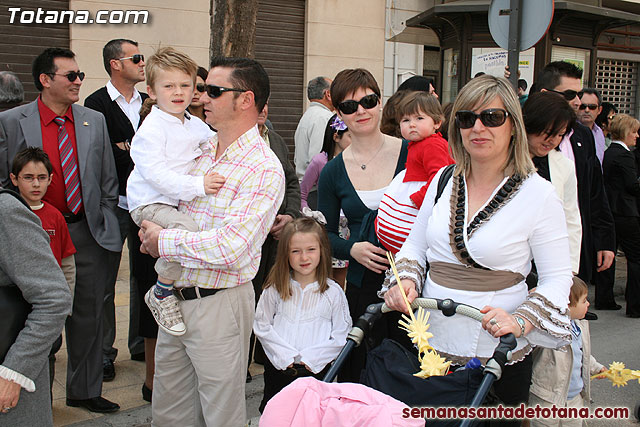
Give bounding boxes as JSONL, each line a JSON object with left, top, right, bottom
{"left": 127, "top": 47, "right": 224, "bottom": 336}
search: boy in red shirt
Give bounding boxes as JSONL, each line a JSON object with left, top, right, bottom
{"left": 10, "top": 147, "right": 76, "bottom": 290}
{"left": 10, "top": 147, "right": 77, "bottom": 401}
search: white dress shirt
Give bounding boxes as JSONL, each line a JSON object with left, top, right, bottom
{"left": 254, "top": 278, "right": 352, "bottom": 374}
{"left": 107, "top": 81, "right": 143, "bottom": 209}
{"left": 127, "top": 106, "right": 214, "bottom": 211}
{"left": 294, "top": 102, "right": 333, "bottom": 180}
{"left": 106, "top": 80, "right": 142, "bottom": 131}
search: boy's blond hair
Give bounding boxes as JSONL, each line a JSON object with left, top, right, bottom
{"left": 145, "top": 47, "right": 197, "bottom": 90}
{"left": 569, "top": 276, "right": 588, "bottom": 306}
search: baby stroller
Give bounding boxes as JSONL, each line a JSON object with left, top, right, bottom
{"left": 261, "top": 297, "right": 517, "bottom": 426}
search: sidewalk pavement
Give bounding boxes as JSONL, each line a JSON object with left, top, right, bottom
{"left": 56, "top": 250, "right": 640, "bottom": 426}
{"left": 53, "top": 245, "right": 263, "bottom": 426}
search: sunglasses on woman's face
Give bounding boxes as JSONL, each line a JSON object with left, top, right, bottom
{"left": 455, "top": 108, "right": 510, "bottom": 129}
{"left": 337, "top": 93, "right": 379, "bottom": 115}
{"left": 118, "top": 54, "right": 144, "bottom": 64}
{"left": 548, "top": 88, "right": 583, "bottom": 101}
{"left": 195, "top": 84, "right": 206, "bottom": 93}
{"left": 47, "top": 71, "right": 85, "bottom": 82}
{"left": 205, "top": 84, "right": 246, "bottom": 98}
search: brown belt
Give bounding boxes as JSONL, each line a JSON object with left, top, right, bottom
{"left": 429, "top": 261, "right": 524, "bottom": 291}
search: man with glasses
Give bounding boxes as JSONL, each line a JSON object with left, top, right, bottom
{"left": 578, "top": 88, "right": 606, "bottom": 168}
{"left": 534, "top": 61, "right": 616, "bottom": 317}
{"left": 0, "top": 47, "right": 121, "bottom": 412}
{"left": 138, "top": 56, "right": 285, "bottom": 426}
{"left": 85, "top": 38, "right": 150, "bottom": 384}
{"left": 294, "top": 76, "right": 334, "bottom": 180}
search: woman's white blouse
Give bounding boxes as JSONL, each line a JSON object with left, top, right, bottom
{"left": 382, "top": 168, "right": 572, "bottom": 363}
{"left": 253, "top": 278, "right": 352, "bottom": 374}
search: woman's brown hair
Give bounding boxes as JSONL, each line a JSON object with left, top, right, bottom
{"left": 330, "top": 68, "right": 381, "bottom": 109}
{"left": 263, "top": 217, "right": 332, "bottom": 301}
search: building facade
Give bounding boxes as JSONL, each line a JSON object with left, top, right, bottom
{"left": 2, "top": 0, "right": 639, "bottom": 155}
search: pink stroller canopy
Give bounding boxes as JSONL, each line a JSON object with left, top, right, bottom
{"left": 260, "top": 377, "right": 424, "bottom": 427}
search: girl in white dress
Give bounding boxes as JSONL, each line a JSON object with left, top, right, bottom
{"left": 254, "top": 217, "right": 352, "bottom": 413}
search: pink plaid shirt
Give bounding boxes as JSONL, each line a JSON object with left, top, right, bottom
{"left": 158, "top": 125, "right": 285, "bottom": 289}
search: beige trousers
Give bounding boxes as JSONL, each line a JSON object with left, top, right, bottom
{"left": 131, "top": 203, "right": 199, "bottom": 281}
{"left": 151, "top": 283, "right": 255, "bottom": 427}
{"left": 529, "top": 393, "right": 587, "bottom": 427}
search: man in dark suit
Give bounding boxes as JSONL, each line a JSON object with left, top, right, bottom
{"left": 534, "top": 61, "right": 616, "bottom": 314}
{"left": 0, "top": 47, "right": 121, "bottom": 413}
{"left": 84, "top": 38, "right": 149, "bottom": 381}
{"left": 602, "top": 116, "right": 640, "bottom": 317}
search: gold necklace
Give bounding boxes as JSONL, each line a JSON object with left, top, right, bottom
{"left": 351, "top": 136, "right": 385, "bottom": 170}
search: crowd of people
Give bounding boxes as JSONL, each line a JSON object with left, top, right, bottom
{"left": 0, "top": 39, "right": 638, "bottom": 427}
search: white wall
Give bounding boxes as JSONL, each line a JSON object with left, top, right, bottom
{"left": 70, "top": 0, "right": 210, "bottom": 102}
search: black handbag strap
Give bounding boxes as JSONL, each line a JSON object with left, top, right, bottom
{"left": 0, "top": 189, "right": 31, "bottom": 209}
{"left": 434, "top": 164, "right": 455, "bottom": 205}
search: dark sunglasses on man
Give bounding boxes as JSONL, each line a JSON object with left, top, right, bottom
{"left": 337, "top": 93, "right": 379, "bottom": 115}
{"left": 548, "top": 88, "right": 583, "bottom": 101}
{"left": 46, "top": 71, "right": 85, "bottom": 82}
{"left": 455, "top": 108, "right": 510, "bottom": 129}
{"left": 579, "top": 104, "right": 599, "bottom": 111}
{"left": 205, "top": 84, "right": 246, "bottom": 98}
{"left": 119, "top": 54, "right": 144, "bottom": 64}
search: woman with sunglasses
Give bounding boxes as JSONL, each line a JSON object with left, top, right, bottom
{"left": 383, "top": 75, "right": 573, "bottom": 422}
{"left": 523, "top": 91, "right": 581, "bottom": 276}
{"left": 187, "top": 66, "right": 208, "bottom": 123}
{"left": 317, "top": 68, "right": 410, "bottom": 382}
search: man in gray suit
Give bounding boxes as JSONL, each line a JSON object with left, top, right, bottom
{"left": 0, "top": 47, "right": 121, "bottom": 413}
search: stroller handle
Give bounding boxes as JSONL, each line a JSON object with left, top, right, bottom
{"left": 382, "top": 297, "right": 484, "bottom": 322}
{"left": 324, "top": 298, "right": 517, "bottom": 384}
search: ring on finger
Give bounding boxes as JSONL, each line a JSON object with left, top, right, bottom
{"left": 489, "top": 318, "right": 498, "bottom": 326}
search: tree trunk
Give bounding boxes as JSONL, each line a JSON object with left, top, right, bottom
{"left": 210, "top": 0, "right": 259, "bottom": 59}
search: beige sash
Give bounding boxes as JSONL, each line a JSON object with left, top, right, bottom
{"left": 429, "top": 261, "right": 524, "bottom": 291}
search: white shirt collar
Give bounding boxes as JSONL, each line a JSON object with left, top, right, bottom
{"left": 150, "top": 105, "right": 190, "bottom": 124}
{"left": 309, "top": 101, "right": 331, "bottom": 112}
{"left": 106, "top": 80, "right": 141, "bottom": 103}
{"left": 611, "top": 140, "right": 631, "bottom": 151}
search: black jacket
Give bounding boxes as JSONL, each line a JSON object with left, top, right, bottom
{"left": 84, "top": 87, "right": 149, "bottom": 196}
{"left": 570, "top": 122, "right": 616, "bottom": 281}
{"left": 603, "top": 142, "right": 640, "bottom": 217}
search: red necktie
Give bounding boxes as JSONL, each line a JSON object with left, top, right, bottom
{"left": 54, "top": 117, "right": 83, "bottom": 214}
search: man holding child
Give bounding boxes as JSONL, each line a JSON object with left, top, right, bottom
{"left": 139, "top": 56, "right": 285, "bottom": 426}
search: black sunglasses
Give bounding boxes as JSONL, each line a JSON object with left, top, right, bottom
{"left": 195, "top": 83, "right": 206, "bottom": 93}
{"left": 455, "top": 108, "right": 510, "bottom": 129}
{"left": 337, "top": 93, "right": 379, "bottom": 115}
{"left": 119, "top": 54, "right": 144, "bottom": 64}
{"left": 47, "top": 71, "right": 85, "bottom": 82}
{"left": 205, "top": 84, "right": 246, "bottom": 98}
{"left": 579, "top": 103, "right": 599, "bottom": 111}
{"left": 548, "top": 89, "right": 583, "bottom": 101}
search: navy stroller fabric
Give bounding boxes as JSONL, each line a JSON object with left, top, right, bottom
{"left": 362, "top": 338, "right": 483, "bottom": 407}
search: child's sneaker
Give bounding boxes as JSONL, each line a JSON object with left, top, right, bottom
{"left": 144, "top": 288, "right": 186, "bottom": 336}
